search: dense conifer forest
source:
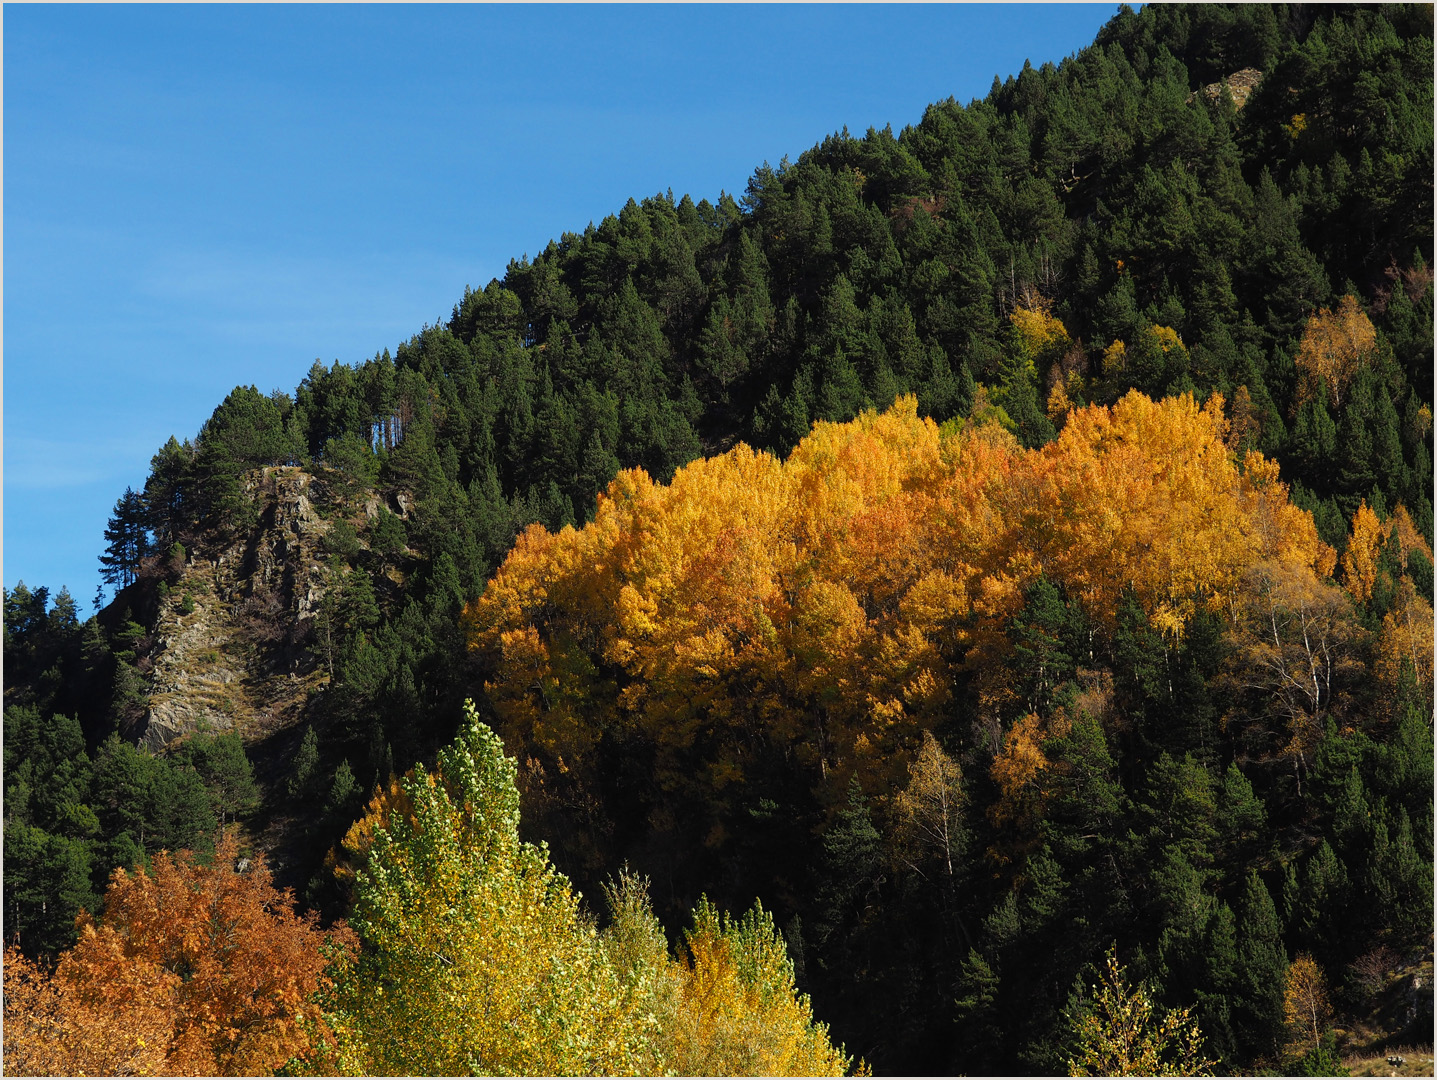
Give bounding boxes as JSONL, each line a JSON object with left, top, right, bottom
{"left": 5, "top": 4, "right": 1433, "bottom": 1075}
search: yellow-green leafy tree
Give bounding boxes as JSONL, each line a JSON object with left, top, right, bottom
{"left": 1067, "top": 946, "right": 1214, "bottom": 1077}
{"left": 663, "top": 898, "right": 854, "bottom": 1076}
{"left": 600, "top": 870, "right": 855, "bottom": 1077}
{"left": 316, "top": 701, "right": 651, "bottom": 1077}
{"left": 314, "top": 702, "right": 856, "bottom": 1077}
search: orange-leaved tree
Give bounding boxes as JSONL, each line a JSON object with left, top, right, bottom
{"left": 3, "top": 829, "right": 354, "bottom": 1077}
{"left": 3, "top": 941, "right": 174, "bottom": 1078}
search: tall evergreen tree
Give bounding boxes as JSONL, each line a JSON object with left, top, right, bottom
{"left": 98, "top": 487, "right": 151, "bottom": 591}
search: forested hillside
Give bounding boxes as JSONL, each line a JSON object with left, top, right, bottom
{"left": 5, "top": 4, "right": 1433, "bottom": 1075}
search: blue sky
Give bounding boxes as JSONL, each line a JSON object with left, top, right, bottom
{"left": 4, "top": 3, "right": 1116, "bottom": 608}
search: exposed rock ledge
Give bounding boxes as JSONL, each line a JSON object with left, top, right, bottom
{"left": 139, "top": 466, "right": 336, "bottom": 752}
{"left": 1191, "top": 67, "right": 1263, "bottom": 110}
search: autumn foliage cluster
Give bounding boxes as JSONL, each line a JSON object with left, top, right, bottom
{"left": 467, "top": 391, "right": 1334, "bottom": 825}
{"left": 6, "top": 389, "right": 1428, "bottom": 1077}
{"left": 3, "top": 832, "right": 350, "bottom": 1076}
{"left": 461, "top": 390, "right": 1431, "bottom": 1072}
{"left": 5, "top": 707, "right": 854, "bottom": 1078}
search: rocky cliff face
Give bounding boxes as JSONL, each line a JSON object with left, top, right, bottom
{"left": 1194, "top": 67, "right": 1263, "bottom": 109}
{"left": 139, "top": 467, "right": 336, "bottom": 751}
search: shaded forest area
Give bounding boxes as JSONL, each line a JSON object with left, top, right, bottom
{"left": 5, "top": 4, "right": 1433, "bottom": 1075}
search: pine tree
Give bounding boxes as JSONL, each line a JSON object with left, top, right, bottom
{"left": 98, "top": 487, "right": 151, "bottom": 590}
{"left": 288, "top": 725, "right": 319, "bottom": 802}
{"left": 177, "top": 729, "right": 260, "bottom": 826}
{"left": 1232, "top": 870, "right": 1287, "bottom": 1061}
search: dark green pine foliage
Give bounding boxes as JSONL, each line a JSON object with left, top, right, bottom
{"left": 175, "top": 728, "right": 261, "bottom": 826}
{"left": 1232, "top": 870, "right": 1288, "bottom": 1061}
{"left": 1289, "top": 839, "right": 1354, "bottom": 967}
{"left": 194, "top": 385, "right": 305, "bottom": 530}
{"left": 98, "top": 487, "right": 152, "bottom": 592}
{"left": 1009, "top": 576, "right": 1086, "bottom": 716}
{"left": 1008, "top": 846, "right": 1083, "bottom": 1075}
{"left": 323, "top": 758, "right": 362, "bottom": 827}
{"left": 141, "top": 436, "right": 196, "bottom": 549}
{"left": 808, "top": 780, "right": 888, "bottom": 1058}
{"left": 1367, "top": 807, "right": 1433, "bottom": 947}
{"left": 2, "top": 818, "right": 96, "bottom": 961}
{"left": 287, "top": 724, "right": 321, "bottom": 802}
{"left": 369, "top": 507, "right": 408, "bottom": 564}
{"left": 89, "top": 733, "right": 217, "bottom": 861}
{"left": 1374, "top": 669, "right": 1435, "bottom": 855}
{"left": 1214, "top": 763, "right": 1268, "bottom": 882}
{"left": 1, "top": 706, "right": 98, "bottom": 958}
{"left": 799, "top": 774, "right": 959, "bottom": 1074}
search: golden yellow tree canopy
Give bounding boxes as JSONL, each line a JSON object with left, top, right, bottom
{"left": 467, "top": 393, "right": 1333, "bottom": 800}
